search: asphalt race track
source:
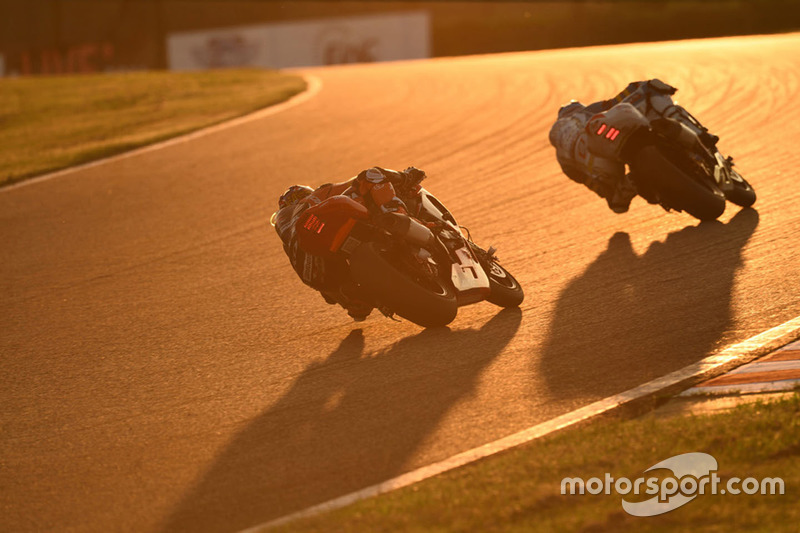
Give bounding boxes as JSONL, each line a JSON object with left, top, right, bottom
{"left": 2, "top": 33, "right": 800, "bottom": 533}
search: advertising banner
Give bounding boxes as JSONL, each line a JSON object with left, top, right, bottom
{"left": 167, "top": 12, "right": 430, "bottom": 70}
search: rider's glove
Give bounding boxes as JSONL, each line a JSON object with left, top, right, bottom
{"left": 402, "top": 166, "right": 426, "bottom": 190}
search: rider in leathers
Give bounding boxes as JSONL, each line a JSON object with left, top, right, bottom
{"left": 549, "top": 79, "right": 722, "bottom": 213}
{"left": 272, "top": 166, "right": 426, "bottom": 321}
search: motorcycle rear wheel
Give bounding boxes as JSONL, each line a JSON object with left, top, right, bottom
{"left": 349, "top": 241, "right": 458, "bottom": 328}
{"left": 631, "top": 144, "right": 726, "bottom": 221}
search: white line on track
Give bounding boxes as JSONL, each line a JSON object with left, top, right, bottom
{"left": 680, "top": 380, "right": 800, "bottom": 396}
{"left": 729, "top": 359, "right": 800, "bottom": 374}
{"left": 1, "top": 74, "right": 321, "bottom": 193}
{"left": 246, "top": 315, "right": 800, "bottom": 532}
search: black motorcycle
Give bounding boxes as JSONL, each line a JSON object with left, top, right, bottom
{"left": 275, "top": 182, "right": 524, "bottom": 327}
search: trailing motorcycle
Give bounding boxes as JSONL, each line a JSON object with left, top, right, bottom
{"left": 277, "top": 182, "right": 523, "bottom": 328}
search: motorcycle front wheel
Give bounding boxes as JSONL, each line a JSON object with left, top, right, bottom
{"left": 349, "top": 241, "right": 458, "bottom": 328}
{"left": 484, "top": 260, "right": 524, "bottom": 308}
{"left": 723, "top": 169, "right": 757, "bottom": 208}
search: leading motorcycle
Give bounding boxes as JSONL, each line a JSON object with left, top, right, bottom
{"left": 587, "top": 95, "right": 756, "bottom": 222}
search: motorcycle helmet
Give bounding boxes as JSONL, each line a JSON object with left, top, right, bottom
{"left": 278, "top": 185, "right": 314, "bottom": 209}
{"left": 558, "top": 100, "right": 585, "bottom": 118}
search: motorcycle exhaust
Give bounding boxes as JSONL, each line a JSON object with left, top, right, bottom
{"left": 379, "top": 212, "right": 435, "bottom": 247}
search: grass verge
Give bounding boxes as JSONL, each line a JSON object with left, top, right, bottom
{"left": 0, "top": 69, "right": 306, "bottom": 187}
{"left": 277, "top": 393, "right": 800, "bottom": 532}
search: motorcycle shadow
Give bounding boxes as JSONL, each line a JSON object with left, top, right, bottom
{"left": 161, "top": 307, "right": 522, "bottom": 533}
{"left": 537, "top": 207, "right": 759, "bottom": 402}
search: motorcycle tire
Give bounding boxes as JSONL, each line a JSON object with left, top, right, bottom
{"left": 484, "top": 260, "right": 524, "bottom": 308}
{"left": 630, "top": 144, "right": 726, "bottom": 221}
{"left": 349, "top": 241, "right": 458, "bottom": 328}
{"left": 723, "top": 170, "right": 757, "bottom": 208}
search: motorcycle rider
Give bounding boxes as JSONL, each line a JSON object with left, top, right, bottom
{"left": 272, "top": 166, "right": 427, "bottom": 321}
{"left": 549, "top": 79, "right": 722, "bottom": 213}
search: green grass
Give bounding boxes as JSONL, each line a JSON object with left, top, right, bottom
{"left": 278, "top": 393, "right": 800, "bottom": 532}
{"left": 0, "top": 69, "right": 306, "bottom": 186}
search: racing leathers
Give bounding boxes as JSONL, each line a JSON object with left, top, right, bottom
{"left": 272, "top": 166, "right": 424, "bottom": 321}
{"left": 548, "top": 79, "right": 720, "bottom": 213}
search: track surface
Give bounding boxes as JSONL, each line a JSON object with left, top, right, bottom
{"left": 2, "top": 34, "right": 800, "bottom": 532}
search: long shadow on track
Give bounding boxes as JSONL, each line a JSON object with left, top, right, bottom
{"left": 162, "top": 308, "right": 522, "bottom": 533}
{"left": 539, "top": 208, "right": 759, "bottom": 402}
